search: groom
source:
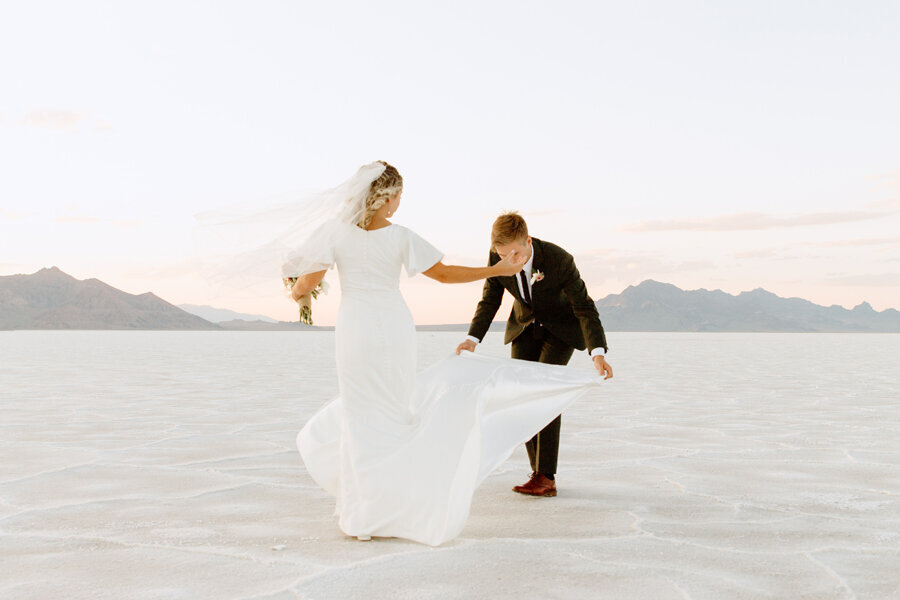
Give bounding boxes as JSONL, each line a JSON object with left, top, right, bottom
{"left": 456, "top": 211, "right": 612, "bottom": 498}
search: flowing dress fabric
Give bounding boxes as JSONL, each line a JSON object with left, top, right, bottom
{"left": 296, "top": 222, "right": 599, "bottom": 546}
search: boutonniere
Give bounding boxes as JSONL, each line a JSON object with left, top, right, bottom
{"left": 530, "top": 270, "right": 544, "bottom": 285}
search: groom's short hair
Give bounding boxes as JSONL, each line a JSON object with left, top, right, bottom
{"left": 491, "top": 212, "right": 529, "bottom": 248}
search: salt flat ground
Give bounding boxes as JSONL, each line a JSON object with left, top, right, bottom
{"left": 1, "top": 331, "right": 898, "bottom": 600}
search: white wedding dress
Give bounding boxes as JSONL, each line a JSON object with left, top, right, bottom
{"left": 296, "top": 221, "right": 600, "bottom": 546}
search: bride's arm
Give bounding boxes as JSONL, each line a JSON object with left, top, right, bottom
{"left": 291, "top": 270, "right": 327, "bottom": 300}
{"left": 423, "top": 255, "right": 525, "bottom": 284}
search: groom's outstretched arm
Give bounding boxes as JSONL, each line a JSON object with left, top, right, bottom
{"left": 559, "top": 251, "right": 608, "bottom": 353}
{"left": 466, "top": 252, "right": 505, "bottom": 342}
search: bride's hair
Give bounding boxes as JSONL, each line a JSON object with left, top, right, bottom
{"left": 359, "top": 160, "right": 403, "bottom": 229}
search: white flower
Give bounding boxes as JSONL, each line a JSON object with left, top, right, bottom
{"left": 319, "top": 280, "right": 330, "bottom": 294}
{"left": 530, "top": 270, "right": 545, "bottom": 285}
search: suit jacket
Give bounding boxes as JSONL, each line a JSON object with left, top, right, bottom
{"left": 467, "top": 237, "right": 608, "bottom": 353}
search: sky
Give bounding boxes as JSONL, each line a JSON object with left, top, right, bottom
{"left": 2, "top": 0, "right": 899, "bottom": 325}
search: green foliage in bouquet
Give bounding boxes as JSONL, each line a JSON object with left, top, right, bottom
{"left": 283, "top": 278, "right": 327, "bottom": 325}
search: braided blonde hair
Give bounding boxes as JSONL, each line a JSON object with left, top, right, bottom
{"left": 359, "top": 160, "right": 403, "bottom": 229}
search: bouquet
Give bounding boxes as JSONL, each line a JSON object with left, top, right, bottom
{"left": 282, "top": 278, "right": 330, "bottom": 325}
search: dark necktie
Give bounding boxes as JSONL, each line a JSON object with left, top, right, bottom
{"left": 518, "top": 271, "right": 532, "bottom": 306}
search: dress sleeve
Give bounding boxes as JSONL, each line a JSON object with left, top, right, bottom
{"left": 281, "top": 220, "right": 339, "bottom": 277}
{"left": 403, "top": 227, "right": 444, "bottom": 277}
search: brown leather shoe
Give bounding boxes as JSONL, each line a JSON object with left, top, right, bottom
{"left": 513, "top": 472, "right": 557, "bottom": 497}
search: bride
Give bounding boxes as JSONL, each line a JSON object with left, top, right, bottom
{"left": 287, "top": 161, "right": 601, "bottom": 545}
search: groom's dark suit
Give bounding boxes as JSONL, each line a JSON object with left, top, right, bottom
{"left": 467, "top": 237, "right": 607, "bottom": 477}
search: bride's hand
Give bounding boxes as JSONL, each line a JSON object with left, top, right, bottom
{"left": 493, "top": 251, "right": 528, "bottom": 277}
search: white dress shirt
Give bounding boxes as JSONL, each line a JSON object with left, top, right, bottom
{"left": 515, "top": 248, "right": 536, "bottom": 303}
{"left": 467, "top": 244, "right": 605, "bottom": 357}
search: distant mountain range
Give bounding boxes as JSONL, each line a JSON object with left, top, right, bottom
{"left": 2, "top": 268, "right": 898, "bottom": 332}
{"left": 595, "top": 280, "right": 900, "bottom": 332}
{"left": 0, "top": 267, "right": 217, "bottom": 330}
{"left": 178, "top": 304, "right": 277, "bottom": 323}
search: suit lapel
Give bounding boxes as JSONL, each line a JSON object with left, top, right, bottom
{"left": 528, "top": 238, "right": 544, "bottom": 308}
{"left": 506, "top": 274, "right": 527, "bottom": 305}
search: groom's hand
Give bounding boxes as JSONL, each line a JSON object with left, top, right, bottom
{"left": 593, "top": 356, "right": 613, "bottom": 379}
{"left": 456, "top": 340, "right": 477, "bottom": 355}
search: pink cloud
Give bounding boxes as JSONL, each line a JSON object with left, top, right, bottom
{"left": 622, "top": 210, "right": 890, "bottom": 232}
{"left": 21, "top": 109, "right": 83, "bottom": 131}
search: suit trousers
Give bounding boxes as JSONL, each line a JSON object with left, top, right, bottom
{"left": 510, "top": 322, "right": 575, "bottom": 476}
